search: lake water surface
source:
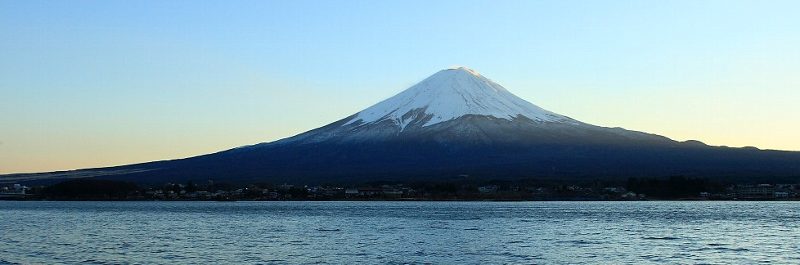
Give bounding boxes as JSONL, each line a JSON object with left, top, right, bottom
{"left": 1, "top": 201, "right": 799, "bottom": 264}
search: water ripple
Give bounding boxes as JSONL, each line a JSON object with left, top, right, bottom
{"left": 1, "top": 201, "right": 800, "bottom": 264}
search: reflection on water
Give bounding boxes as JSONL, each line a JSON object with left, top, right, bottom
{"left": 1, "top": 201, "right": 799, "bottom": 264}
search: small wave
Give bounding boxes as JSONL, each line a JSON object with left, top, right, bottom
{"left": 282, "top": 240, "right": 311, "bottom": 246}
{"left": 81, "top": 259, "right": 117, "bottom": 265}
{"left": 642, "top": 236, "right": 680, "bottom": 240}
{"left": 561, "top": 239, "right": 602, "bottom": 245}
{"left": 695, "top": 247, "right": 750, "bottom": 252}
{"left": 453, "top": 217, "right": 483, "bottom": 221}
{"left": 500, "top": 252, "right": 539, "bottom": 259}
{"left": 339, "top": 253, "right": 368, "bottom": 257}
{"left": 707, "top": 247, "right": 750, "bottom": 252}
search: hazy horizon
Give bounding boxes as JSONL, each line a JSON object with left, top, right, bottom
{"left": 2, "top": 0, "right": 799, "bottom": 174}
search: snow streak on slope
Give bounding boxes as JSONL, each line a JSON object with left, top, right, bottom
{"left": 344, "top": 67, "right": 573, "bottom": 129}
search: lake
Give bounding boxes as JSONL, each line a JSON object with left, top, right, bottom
{"left": 1, "top": 201, "right": 799, "bottom": 264}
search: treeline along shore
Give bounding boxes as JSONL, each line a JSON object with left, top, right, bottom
{"left": 3, "top": 176, "right": 800, "bottom": 201}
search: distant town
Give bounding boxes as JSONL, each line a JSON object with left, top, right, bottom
{"left": 2, "top": 176, "right": 799, "bottom": 201}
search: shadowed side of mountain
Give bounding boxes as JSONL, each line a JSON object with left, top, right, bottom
{"left": 5, "top": 134, "right": 799, "bottom": 185}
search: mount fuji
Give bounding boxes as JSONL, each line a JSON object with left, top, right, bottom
{"left": 4, "top": 67, "right": 799, "bottom": 184}
{"left": 249, "top": 67, "right": 670, "bottom": 147}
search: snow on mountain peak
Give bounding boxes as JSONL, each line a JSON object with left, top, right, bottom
{"left": 447, "top": 66, "right": 482, "bottom": 76}
{"left": 344, "top": 67, "right": 573, "bottom": 129}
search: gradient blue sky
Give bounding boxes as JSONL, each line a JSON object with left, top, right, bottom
{"left": 2, "top": 0, "right": 799, "bottom": 174}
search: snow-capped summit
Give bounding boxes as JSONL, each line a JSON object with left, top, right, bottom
{"left": 446, "top": 66, "right": 482, "bottom": 76}
{"left": 269, "top": 66, "right": 669, "bottom": 145}
{"left": 344, "top": 67, "right": 575, "bottom": 129}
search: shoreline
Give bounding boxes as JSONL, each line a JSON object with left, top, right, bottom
{"left": 3, "top": 198, "right": 799, "bottom": 202}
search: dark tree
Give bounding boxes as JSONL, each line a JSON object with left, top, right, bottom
{"left": 45, "top": 179, "right": 139, "bottom": 200}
